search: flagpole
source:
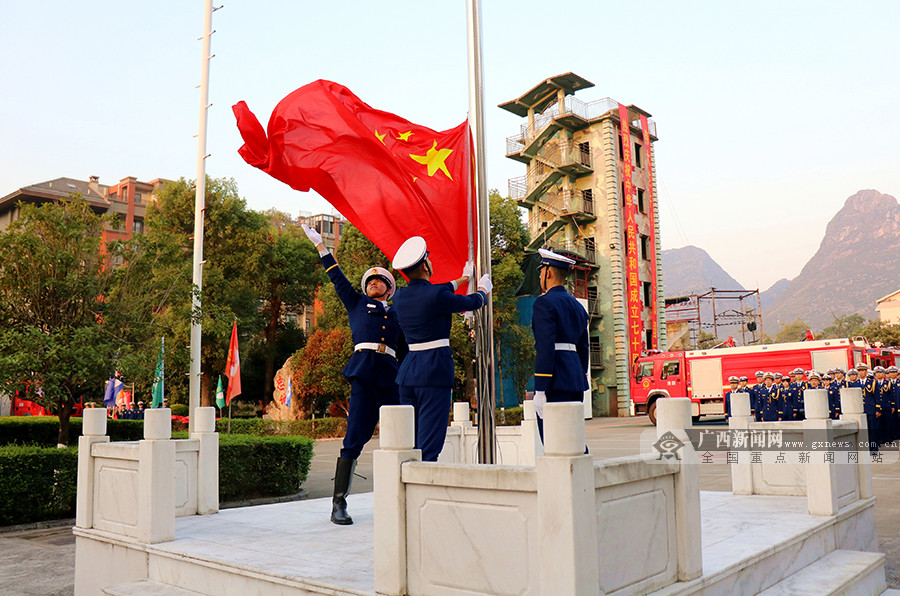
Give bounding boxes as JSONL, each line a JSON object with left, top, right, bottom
{"left": 466, "top": 0, "right": 496, "bottom": 464}
{"left": 189, "top": 0, "right": 218, "bottom": 435}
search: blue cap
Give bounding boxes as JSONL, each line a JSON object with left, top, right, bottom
{"left": 537, "top": 248, "right": 576, "bottom": 270}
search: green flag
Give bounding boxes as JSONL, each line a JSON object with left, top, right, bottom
{"left": 151, "top": 338, "right": 164, "bottom": 408}
{"left": 215, "top": 375, "right": 225, "bottom": 409}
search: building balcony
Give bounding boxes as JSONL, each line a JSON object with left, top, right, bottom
{"left": 543, "top": 189, "right": 596, "bottom": 222}
{"left": 508, "top": 166, "right": 564, "bottom": 206}
{"left": 547, "top": 237, "right": 598, "bottom": 267}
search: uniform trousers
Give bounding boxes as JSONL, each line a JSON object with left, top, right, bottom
{"left": 399, "top": 385, "right": 451, "bottom": 462}
{"left": 341, "top": 380, "right": 399, "bottom": 460}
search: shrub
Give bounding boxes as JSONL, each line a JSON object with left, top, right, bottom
{"left": 215, "top": 417, "right": 347, "bottom": 439}
{"left": 170, "top": 404, "right": 189, "bottom": 417}
{"left": 0, "top": 445, "right": 78, "bottom": 525}
{"left": 496, "top": 407, "right": 524, "bottom": 427}
{"left": 0, "top": 417, "right": 143, "bottom": 446}
{"left": 218, "top": 434, "right": 314, "bottom": 502}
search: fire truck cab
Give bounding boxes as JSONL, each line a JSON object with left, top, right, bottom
{"left": 631, "top": 338, "right": 871, "bottom": 424}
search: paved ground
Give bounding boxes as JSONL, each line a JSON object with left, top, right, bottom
{"left": 3, "top": 414, "right": 900, "bottom": 594}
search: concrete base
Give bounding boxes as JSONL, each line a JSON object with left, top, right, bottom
{"left": 76, "top": 490, "right": 888, "bottom": 596}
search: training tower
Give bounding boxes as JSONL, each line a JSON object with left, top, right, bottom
{"left": 501, "top": 73, "right": 664, "bottom": 416}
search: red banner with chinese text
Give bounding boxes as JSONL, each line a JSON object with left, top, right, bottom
{"left": 640, "top": 115, "right": 658, "bottom": 350}
{"left": 618, "top": 103, "right": 643, "bottom": 361}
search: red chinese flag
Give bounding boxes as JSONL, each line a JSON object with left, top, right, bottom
{"left": 233, "top": 80, "right": 474, "bottom": 284}
{"left": 225, "top": 321, "right": 241, "bottom": 405}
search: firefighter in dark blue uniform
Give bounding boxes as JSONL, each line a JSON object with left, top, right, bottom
{"left": 873, "top": 366, "right": 894, "bottom": 444}
{"left": 390, "top": 236, "right": 491, "bottom": 462}
{"left": 828, "top": 368, "right": 847, "bottom": 419}
{"left": 757, "top": 372, "right": 782, "bottom": 421}
{"left": 750, "top": 371, "right": 765, "bottom": 421}
{"left": 778, "top": 374, "right": 794, "bottom": 419}
{"left": 724, "top": 376, "right": 739, "bottom": 418}
{"left": 856, "top": 363, "right": 880, "bottom": 446}
{"left": 303, "top": 224, "right": 407, "bottom": 525}
{"left": 887, "top": 366, "right": 900, "bottom": 443}
{"left": 529, "top": 249, "right": 589, "bottom": 444}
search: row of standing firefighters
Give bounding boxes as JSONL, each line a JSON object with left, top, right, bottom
{"left": 724, "top": 363, "right": 900, "bottom": 445}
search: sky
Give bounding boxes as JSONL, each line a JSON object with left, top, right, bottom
{"left": 2, "top": 1, "right": 898, "bottom": 291}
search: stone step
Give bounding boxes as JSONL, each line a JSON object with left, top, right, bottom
{"left": 758, "top": 549, "right": 885, "bottom": 596}
{"left": 102, "top": 580, "right": 205, "bottom": 596}
{"left": 880, "top": 589, "right": 900, "bottom": 594}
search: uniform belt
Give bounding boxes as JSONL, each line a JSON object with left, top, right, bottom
{"left": 407, "top": 338, "right": 451, "bottom": 351}
{"left": 354, "top": 343, "right": 397, "bottom": 358}
{"left": 554, "top": 343, "right": 577, "bottom": 351}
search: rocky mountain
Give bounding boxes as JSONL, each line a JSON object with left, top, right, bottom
{"left": 760, "top": 278, "right": 791, "bottom": 312}
{"left": 661, "top": 245, "right": 744, "bottom": 297}
{"left": 764, "top": 190, "right": 900, "bottom": 331}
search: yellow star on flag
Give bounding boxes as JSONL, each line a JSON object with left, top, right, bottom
{"left": 409, "top": 141, "right": 453, "bottom": 181}
{"left": 374, "top": 130, "right": 386, "bottom": 144}
{"left": 396, "top": 131, "right": 413, "bottom": 141}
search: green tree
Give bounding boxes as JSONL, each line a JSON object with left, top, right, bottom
{"left": 773, "top": 319, "right": 811, "bottom": 343}
{"left": 0, "top": 199, "right": 172, "bottom": 444}
{"left": 820, "top": 313, "right": 867, "bottom": 339}
{"left": 144, "top": 177, "right": 269, "bottom": 406}
{"left": 858, "top": 320, "right": 900, "bottom": 346}
{"left": 255, "top": 210, "right": 323, "bottom": 402}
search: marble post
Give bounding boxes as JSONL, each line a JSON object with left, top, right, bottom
{"left": 192, "top": 407, "right": 219, "bottom": 515}
{"left": 537, "top": 402, "right": 599, "bottom": 595}
{"left": 374, "top": 405, "right": 421, "bottom": 596}
{"left": 804, "top": 389, "right": 838, "bottom": 515}
{"left": 729, "top": 392, "right": 754, "bottom": 496}
{"left": 138, "top": 408, "right": 175, "bottom": 544}
{"left": 840, "top": 387, "right": 873, "bottom": 499}
{"left": 75, "top": 409, "right": 110, "bottom": 529}
{"left": 656, "top": 398, "right": 702, "bottom": 581}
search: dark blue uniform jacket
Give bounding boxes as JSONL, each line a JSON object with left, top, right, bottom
{"left": 392, "top": 279, "right": 486, "bottom": 388}
{"left": 531, "top": 286, "right": 589, "bottom": 393}
{"left": 322, "top": 253, "right": 407, "bottom": 388}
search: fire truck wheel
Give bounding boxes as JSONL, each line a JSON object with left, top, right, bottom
{"left": 647, "top": 401, "right": 657, "bottom": 425}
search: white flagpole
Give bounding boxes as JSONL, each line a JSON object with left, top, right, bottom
{"left": 467, "top": 0, "right": 496, "bottom": 464}
{"left": 188, "top": 0, "right": 218, "bottom": 434}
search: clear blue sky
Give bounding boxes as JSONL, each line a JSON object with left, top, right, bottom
{"left": 2, "top": 1, "right": 897, "bottom": 290}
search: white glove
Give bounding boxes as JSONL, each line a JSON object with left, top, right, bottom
{"left": 533, "top": 391, "right": 547, "bottom": 419}
{"left": 461, "top": 261, "right": 474, "bottom": 279}
{"left": 478, "top": 273, "right": 492, "bottom": 294}
{"left": 301, "top": 224, "right": 322, "bottom": 245}
{"left": 462, "top": 311, "right": 474, "bottom": 326}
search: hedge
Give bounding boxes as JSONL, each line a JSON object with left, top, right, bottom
{"left": 215, "top": 417, "right": 347, "bottom": 439}
{"left": 0, "top": 434, "right": 314, "bottom": 526}
{"left": 217, "top": 435, "right": 314, "bottom": 502}
{"left": 0, "top": 445, "right": 78, "bottom": 525}
{"left": 0, "top": 416, "right": 144, "bottom": 447}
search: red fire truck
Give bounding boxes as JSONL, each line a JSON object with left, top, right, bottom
{"left": 631, "top": 338, "right": 871, "bottom": 424}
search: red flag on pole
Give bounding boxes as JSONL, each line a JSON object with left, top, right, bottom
{"left": 225, "top": 321, "right": 241, "bottom": 405}
{"left": 232, "top": 80, "right": 474, "bottom": 284}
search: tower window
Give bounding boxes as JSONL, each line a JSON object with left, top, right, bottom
{"left": 640, "top": 235, "right": 650, "bottom": 260}
{"left": 642, "top": 281, "right": 652, "bottom": 306}
{"left": 637, "top": 189, "right": 646, "bottom": 212}
{"left": 634, "top": 143, "right": 642, "bottom": 168}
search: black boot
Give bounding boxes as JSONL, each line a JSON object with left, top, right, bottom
{"left": 331, "top": 456, "right": 356, "bottom": 525}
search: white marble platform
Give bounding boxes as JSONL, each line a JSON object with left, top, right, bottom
{"left": 114, "top": 489, "right": 882, "bottom": 596}
{"left": 147, "top": 494, "right": 375, "bottom": 595}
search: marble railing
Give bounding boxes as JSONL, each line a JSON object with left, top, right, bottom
{"left": 374, "top": 399, "right": 702, "bottom": 596}
{"left": 438, "top": 401, "right": 544, "bottom": 466}
{"left": 728, "top": 388, "right": 873, "bottom": 516}
{"left": 75, "top": 407, "right": 219, "bottom": 544}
